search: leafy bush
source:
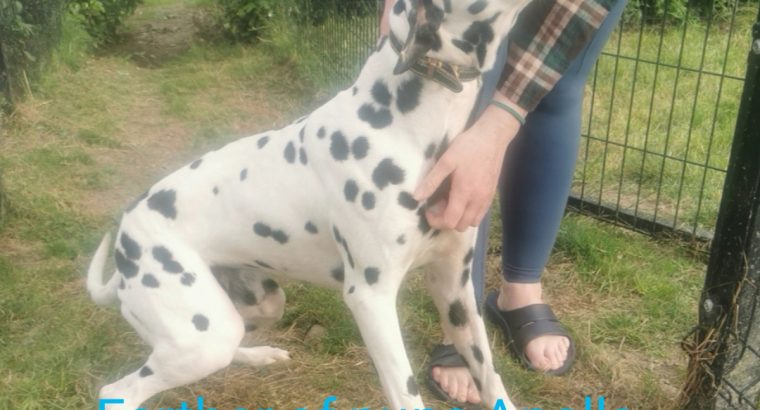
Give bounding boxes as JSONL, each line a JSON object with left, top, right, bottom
{"left": 69, "top": 0, "right": 142, "bottom": 44}
{"left": 216, "top": 0, "right": 278, "bottom": 42}
{"left": 216, "top": 0, "right": 376, "bottom": 42}
{"left": 622, "top": 0, "right": 752, "bottom": 25}
{"left": 0, "top": 0, "right": 67, "bottom": 103}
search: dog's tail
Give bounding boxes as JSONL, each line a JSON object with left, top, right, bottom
{"left": 86, "top": 232, "right": 120, "bottom": 306}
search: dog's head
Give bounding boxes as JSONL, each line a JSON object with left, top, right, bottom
{"left": 390, "top": 0, "right": 530, "bottom": 74}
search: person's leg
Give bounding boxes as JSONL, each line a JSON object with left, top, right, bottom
{"left": 493, "top": 0, "right": 628, "bottom": 373}
{"left": 430, "top": 0, "right": 628, "bottom": 402}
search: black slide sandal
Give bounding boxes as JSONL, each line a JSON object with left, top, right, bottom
{"left": 426, "top": 344, "right": 474, "bottom": 409}
{"left": 485, "top": 291, "right": 576, "bottom": 376}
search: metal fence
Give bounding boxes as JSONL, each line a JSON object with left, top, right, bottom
{"left": 293, "top": 0, "right": 760, "bottom": 408}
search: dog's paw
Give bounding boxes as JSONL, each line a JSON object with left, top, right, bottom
{"left": 234, "top": 346, "right": 291, "bottom": 367}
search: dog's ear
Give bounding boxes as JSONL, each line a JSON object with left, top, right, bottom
{"left": 394, "top": 0, "right": 444, "bottom": 75}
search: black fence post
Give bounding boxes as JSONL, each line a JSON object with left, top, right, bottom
{"left": 683, "top": 5, "right": 760, "bottom": 409}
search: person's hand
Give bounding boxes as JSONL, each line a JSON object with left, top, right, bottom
{"left": 379, "top": 0, "right": 395, "bottom": 36}
{"left": 413, "top": 95, "right": 526, "bottom": 231}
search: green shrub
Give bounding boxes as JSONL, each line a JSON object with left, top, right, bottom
{"left": 0, "top": 0, "right": 67, "bottom": 102}
{"left": 216, "top": 0, "right": 375, "bottom": 42}
{"left": 622, "top": 0, "right": 752, "bottom": 25}
{"left": 68, "top": 0, "right": 142, "bottom": 44}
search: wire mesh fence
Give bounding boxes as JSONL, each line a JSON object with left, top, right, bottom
{"left": 572, "top": 0, "right": 759, "bottom": 245}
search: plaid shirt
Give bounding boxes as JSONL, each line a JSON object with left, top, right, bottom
{"left": 498, "top": 0, "right": 615, "bottom": 111}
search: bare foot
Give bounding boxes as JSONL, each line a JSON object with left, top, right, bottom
{"left": 431, "top": 281, "right": 570, "bottom": 403}
{"left": 431, "top": 365, "right": 481, "bottom": 404}
{"left": 496, "top": 281, "right": 571, "bottom": 372}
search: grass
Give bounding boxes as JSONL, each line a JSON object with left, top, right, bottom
{"left": 575, "top": 4, "right": 757, "bottom": 234}
{"left": 0, "top": 0, "right": 742, "bottom": 408}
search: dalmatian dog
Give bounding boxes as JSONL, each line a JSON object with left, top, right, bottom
{"left": 86, "top": 0, "right": 530, "bottom": 408}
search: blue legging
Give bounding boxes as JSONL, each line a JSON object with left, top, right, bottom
{"left": 471, "top": 0, "right": 628, "bottom": 305}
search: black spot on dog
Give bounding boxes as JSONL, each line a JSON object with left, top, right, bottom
{"left": 152, "top": 246, "right": 184, "bottom": 273}
{"left": 332, "top": 226, "right": 343, "bottom": 243}
{"left": 305, "top": 221, "right": 318, "bottom": 234}
{"left": 348, "top": 285, "right": 355, "bottom": 294}
{"left": 331, "top": 131, "right": 350, "bottom": 161}
{"left": 271, "top": 230, "right": 289, "bottom": 244}
{"left": 371, "top": 80, "right": 392, "bottom": 107}
{"left": 364, "top": 267, "right": 380, "bottom": 285}
{"left": 443, "top": 0, "right": 452, "bottom": 12}
{"left": 284, "top": 141, "right": 296, "bottom": 163}
{"left": 317, "top": 127, "right": 326, "bottom": 139}
{"left": 436, "top": 135, "right": 449, "bottom": 160}
{"left": 417, "top": 206, "right": 431, "bottom": 234}
{"left": 351, "top": 137, "right": 369, "bottom": 159}
{"left": 340, "top": 239, "right": 355, "bottom": 269}
{"left": 452, "top": 38, "right": 474, "bottom": 53}
{"left": 255, "top": 260, "right": 273, "bottom": 269}
{"left": 257, "top": 136, "right": 269, "bottom": 148}
{"left": 473, "top": 376, "right": 482, "bottom": 391}
{"left": 464, "top": 248, "right": 474, "bottom": 265}
{"left": 115, "top": 249, "right": 139, "bottom": 278}
{"left": 362, "top": 192, "right": 375, "bottom": 210}
{"left": 358, "top": 104, "right": 393, "bottom": 129}
{"left": 352, "top": 86, "right": 358, "bottom": 95}
{"left": 181, "top": 273, "right": 195, "bottom": 286}
{"left": 299, "top": 148, "right": 308, "bottom": 164}
{"left": 119, "top": 279, "right": 125, "bottom": 289}
{"left": 139, "top": 366, "right": 153, "bottom": 377}
{"left": 472, "top": 345, "right": 484, "bottom": 363}
{"left": 242, "top": 291, "right": 258, "bottom": 305}
{"left": 240, "top": 168, "right": 248, "bottom": 181}
{"left": 331, "top": 266, "right": 345, "bottom": 282}
{"left": 263, "top": 279, "right": 279, "bottom": 293}
{"left": 372, "top": 158, "right": 405, "bottom": 189}
{"left": 190, "top": 159, "right": 202, "bottom": 169}
{"left": 468, "top": 0, "right": 488, "bottom": 14}
{"left": 253, "top": 222, "right": 272, "bottom": 237}
{"left": 398, "top": 192, "right": 418, "bottom": 210}
{"left": 425, "top": 143, "right": 436, "bottom": 159}
{"left": 393, "top": 0, "right": 405, "bottom": 14}
{"left": 120, "top": 232, "right": 141, "bottom": 260}
{"left": 141, "top": 273, "right": 160, "bottom": 288}
{"left": 461, "top": 268, "right": 470, "bottom": 287}
{"left": 299, "top": 126, "right": 306, "bottom": 142}
{"left": 125, "top": 191, "right": 148, "bottom": 213}
{"left": 396, "top": 77, "right": 423, "bottom": 114}
{"left": 407, "top": 375, "right": 419, "bottom": 396}
{"left": 245, "top": 323, "right": 258, "bottom": 332}
{"left": 461, "top": 20, "right": 495, "bottom": 66}
{"left": 192, "top": 314, "right": 209, "bottom": 331}
{"left": 147, "top": 190, "right": 177, "bottom": 219}
{"left": 448, "top": 300, "right": 468, "bottom": 327}
{"left": 344, "top": 180, "right": 359, "bottom": 202}
{"left": 397, "top": 235, "right": 406, "bottom": 245}
{"left": 213, "top": 186, "right": 219, "bottom": 195}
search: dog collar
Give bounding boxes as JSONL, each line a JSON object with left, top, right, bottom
{"left": 389, "top": 33, "right": 480, "bottom": 93}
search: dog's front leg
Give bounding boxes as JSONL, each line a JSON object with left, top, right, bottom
{"left": 343, "top": 278, "right": 424, "bottom": 410}
{"left": 425, "top": 231, "right": 519, "bottom": 410}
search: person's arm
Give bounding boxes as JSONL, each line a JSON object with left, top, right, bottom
{"left": 414, "top": 0, "right": 615, "bottom": 231}
{"left": 379, "top": 0, "right": 395, "bottom": 36}
{"left": 413, "top": 91, "right": 526, "bottom": 231}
